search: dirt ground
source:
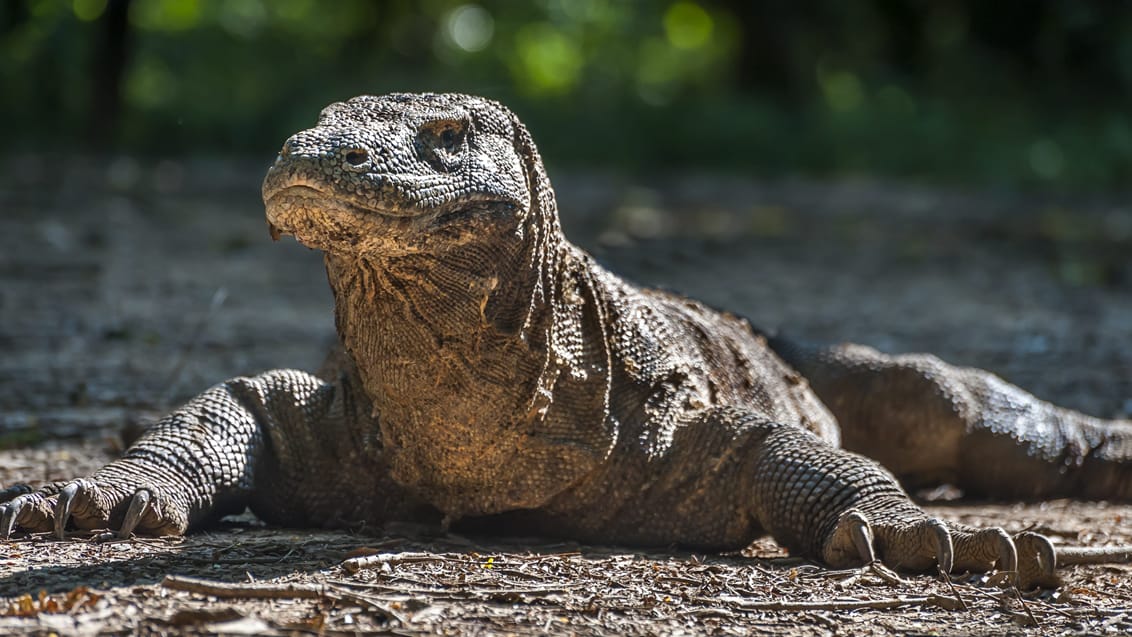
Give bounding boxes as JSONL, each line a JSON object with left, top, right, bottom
{"left": 1, "top": 156, "right": 1131, "bottom": 635}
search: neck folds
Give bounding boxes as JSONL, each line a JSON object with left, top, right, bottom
{"left": 322, "top": 241, "right": 613, "bottom": 520}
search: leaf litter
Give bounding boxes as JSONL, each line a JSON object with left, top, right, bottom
{"left": 0, "top": 499, "right": 1129, "bottom": 636}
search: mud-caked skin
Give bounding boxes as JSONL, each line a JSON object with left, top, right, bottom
{"left": 4, "top": 94, "right": 1131, "bottom": 590}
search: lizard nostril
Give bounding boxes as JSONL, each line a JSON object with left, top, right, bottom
{"left": 345, "top": 149, "right": 369, "bottom": 167}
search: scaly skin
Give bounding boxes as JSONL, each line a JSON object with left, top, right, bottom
{"left": 767, "top": 338, "right": 1132, "bottom": 501}
{"left": 3, "top": 93, "right": 1130, "bottom": 590}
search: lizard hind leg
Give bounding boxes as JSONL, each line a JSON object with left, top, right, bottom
{"left": 767, "top": 335, "right": 1132, "bottom": 501}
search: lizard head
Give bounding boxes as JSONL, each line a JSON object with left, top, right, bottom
{"left": 262, "top": 93, "right": 556, "bottom": 258}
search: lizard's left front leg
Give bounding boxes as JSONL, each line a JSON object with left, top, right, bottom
{"left": 734, "top": 413, "right": 1061, "bottom": 588}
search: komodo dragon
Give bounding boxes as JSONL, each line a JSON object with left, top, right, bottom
{"left": 3, "top": 93, "right": 1130, "bottom": 589}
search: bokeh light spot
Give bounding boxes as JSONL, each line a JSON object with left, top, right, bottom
{"left": 664, "top": 2, "right": 713, "bottom": 50}
{"left": 446, "top": 4, "right": 494, "bottom": 53}
{"left": 515, "top": 23, "right": 583, "bottom": 94}
{"left": 72, "top": 0, "right": 108, "bottom": 22}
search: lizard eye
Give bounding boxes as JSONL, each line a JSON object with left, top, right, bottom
{"left": 417, "top": 118, "right": 470, "bottom": 170}
{"left": 439, "top": 127, "right": 458, "bottom": 150}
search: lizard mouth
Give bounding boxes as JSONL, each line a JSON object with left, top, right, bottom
{"left": 264, "top": 177, "right": 468, "bottom": 223}
{"left": 263, "top": 170, "right": 527, "bottom": 256}
{"left": 263, "top": 182, "right": 407, "bottom": 253}
{"left": 263, "top": 182, "right": 326, "bottom": 202}
{"left": 262, "top": 182, "right": 500, "bottom": 256}
{"left": 263, "top": 185, "right": 320, "bottom": 241}
{"left": 263, "top": 179, "right": 396, "bottom": 219}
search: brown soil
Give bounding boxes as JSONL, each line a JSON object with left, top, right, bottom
{"left": 1, "top": 157, "right": 1130, "bottom": 635}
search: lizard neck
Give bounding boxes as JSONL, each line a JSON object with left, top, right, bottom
{"left": 323, "top": 214, "right": 614, "bottom": 518}
{"left": 325, "top": 236, "right": 545, "bottom": 415}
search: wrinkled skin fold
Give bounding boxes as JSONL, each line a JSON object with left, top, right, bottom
{"left": 5, "top": 93, "right": 1132, "bottom": 591}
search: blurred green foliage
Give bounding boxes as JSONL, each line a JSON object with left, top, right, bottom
{"left": 2, "top": 0, "right": 1130, "bottom": 188}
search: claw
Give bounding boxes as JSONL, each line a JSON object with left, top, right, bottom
{"left": 118, "top": 490, "right": 151, "bottom": 539}
{"left": 844, "top": 510, "right": 876, "bottom": 565}
{"left": 1, "top": 502, "right": 17, "bottom": 538}
{"left": 926, "top": 518, "right": 954, "bottom": 576}
{"left": 54, "top": 482, "right": 81, "bottom": 539}
{"left": 825, "top": 509, "right": 878, "bottom": 568}
{"left": 1014, "top": 532, "right": 1059, "bottom": 589}
{"left": 956, "top": 524, "right": 1019, "bottom": 581}
{"left": 989, "top": 527, "right": 1018, "bottom": 585}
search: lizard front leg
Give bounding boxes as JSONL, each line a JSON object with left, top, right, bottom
{"left": 0, "top": 369, "right": 338, "bottom": 538}
{"left": 744, "top": 417, "right": 1062, "bottom": 588}
{"left": 551, "top": 408, "right": 1063, "bottom": 588}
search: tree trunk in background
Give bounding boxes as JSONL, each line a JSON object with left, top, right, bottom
{"left": 88, "top": 0, "right": 131, "bottom": 148}
{"left": 719, "top": 1, "right": 804, "bottom": 101}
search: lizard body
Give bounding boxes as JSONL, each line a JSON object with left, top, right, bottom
{"left": 4, "top": 93, "right": 1130, "bottom": 589}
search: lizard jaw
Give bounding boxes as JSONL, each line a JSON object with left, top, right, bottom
{"left": 265, "top": 179, "right": 529, "bottom": 258}
{"left": 263, "top": 184, "right": 407, "bottom": 255}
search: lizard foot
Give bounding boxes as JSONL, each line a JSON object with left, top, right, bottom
{"left": 823, "top": 508, "right": 1059, "bottom": 589}
{"left": 1, "top": 476, "right": 188, "bottom": 539}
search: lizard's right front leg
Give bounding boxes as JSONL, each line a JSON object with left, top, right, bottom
{"left": 0, "top": 369, "right": 336, "bottom": 538}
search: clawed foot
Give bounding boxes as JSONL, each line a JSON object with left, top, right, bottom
{"left": 0, "top": 477, "right": 188, "bottom": 540}
{"left": 823, "top": 509, "right": 1060, "bottom": 590}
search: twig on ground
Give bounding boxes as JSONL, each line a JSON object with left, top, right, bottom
{"left": 160, "top": 574, "right": 401, "bottom": 621}
{"left": 327, "top": 577, "right": 568, "bottom": 599}
{"left": 940, "top": 568, "right": 969, "bottom": 612}
{"left": 1012, "top": 585, "right": 1041, "bottom": 628}
{"left": 716, "top": 594, "right": 963, "bottom": 612}
{"left": 342, "top": 551, "right": 457, "bottom": 573}
{"left": 868, "top": 562, "right": 910, "bottom": 587}
{"left": 1025, "top": 596, "right": 1075, "bottom": 620}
